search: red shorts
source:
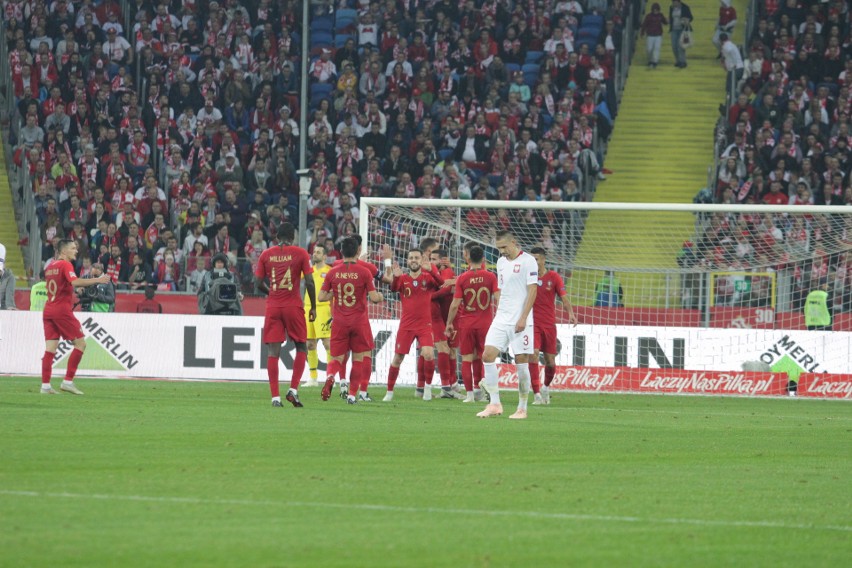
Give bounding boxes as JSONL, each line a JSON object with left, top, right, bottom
{"left": 395, "top": 325, "right": 433, "bottom": 355}
{"left": 43, "top": 312, "right": 85, "bottom": 341}
{"left": 263, "top": 305, "right": 307, "bottom": 344}
{"left": 534, "top": 324, "right": 558, "bottom": 354}
{"left": 458, "top": 322, "right": 489, "bottom": 356}
{"left": 330, "top": 323, "right": 374, "bottom": 357}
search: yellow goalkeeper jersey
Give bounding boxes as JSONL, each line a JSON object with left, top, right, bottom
{"left": 305, "top": 263, "right": 331, "bottom": 309}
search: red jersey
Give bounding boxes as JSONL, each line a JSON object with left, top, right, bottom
{"left": 431, "top": 266, "right": 453, "bottom": 321}
{"left": 44, "top": 259, "right": 78, "bottom": 315}
{"left": 533, "top": 270, "right": 567, "bottom": 327}
{"left": 392, "top": 269, "right": 441, "bottom": 330}
{"left": 453, "top": 267, "right": 497, "bottom": 327}
{"left": 321, "top": 261, "right": 376, "bottom": 327}
{"left": 255, "top": 245, "right": 313, "bottom": 308}
{"left": 333, "top": 257, "right": 379, "bottom": 278}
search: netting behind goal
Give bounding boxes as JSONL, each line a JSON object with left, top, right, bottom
{"left": 359, "top": 199, "right": 852, "bottom": 389}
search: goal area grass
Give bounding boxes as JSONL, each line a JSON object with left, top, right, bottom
{"left": 1, "top": 377, "right": 849, "bottom": 567}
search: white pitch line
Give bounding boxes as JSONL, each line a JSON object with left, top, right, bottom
{"left": 1, "top": 490, "right": 849, "bottom": 533}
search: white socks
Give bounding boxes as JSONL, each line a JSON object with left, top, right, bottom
{"left": 483, "top": 362, "right": 500, "bottom": 405}
{"left": 516, "top": 363, "right": 530, "bottom": 411}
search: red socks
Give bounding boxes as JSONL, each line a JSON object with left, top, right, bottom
{"left": 291, "top": 351, "right": 307, "bottom": 390}
{"left": 65, "top": 348, "right": 83, "bottom": 381}
{"left": 359, "top": 357, "right": 372, "bottom": 393}
{"left": 449, "top": 356, "right": 457, "bottom": 384}
{"left": 473, "top": 360, "right": 483, "bottom": 388}
{"left": 529, "top": 361, "right": 541, "bottom": 394}
{"left": 42, "top": 351, "right": 53, "bottom": 384}
{"left": 423, "top": 358, "right": 435, "bottom": 387}
{"left": 416, "top": 355, "right": 425, "bottom": 388}
{"left": 267, "top": 356, "right": 280, "bottom": 398}
{"left": 461, "top": 361, "right": 473, "bottom": 392}
{"left": 544, "top": 365, "right": 556, "bottom": 387}
{"left": 387, "top": 365, "right": 400, "bottom": 391}
{"left": 326, "top": 359, "right": 340, "bottom": 382}
{"left": 437, "top": 352, "right": 451, "bottom": 386}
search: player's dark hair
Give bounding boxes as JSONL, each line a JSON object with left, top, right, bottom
{"left": 496, "top": 230, "right": 515, "bottom": 241}
{"left": 433, "top": 248, "right": 448, "bottom": 257}
{"left": 469, "top": 246, "right": 484, "bottom": 263}
{"left": 420, "top": 237, "right": 438, "bottom": 251}
{"left": 463, "top": 241, "right": 477, "bottom": 252}
{"left": 56, "top": 239, "right": 74, "bottom": 253}
{"left": 340, "top": 236, "right": 359, "bottom": 258}
{"left": 352, "top": 234, "right": 363, "bottom": 246}
{"left": 313, "top": 243, "right": 326, "bottom": 254}
{"left": 530, "top": 246, "right": 547, "bottom": 256}
{"left": 407, "top": 248, "right": 422, "bottom": 256}
{"left": 277, "top": 222, "right": 295, "bottom": 243}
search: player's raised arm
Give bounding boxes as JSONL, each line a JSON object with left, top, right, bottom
{"left": 381, "top": 244, "right": 395, "bottom": 284}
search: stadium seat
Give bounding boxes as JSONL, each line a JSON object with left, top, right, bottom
{"left": 521, "top": 63, "right": 540, "bottom": 75}
{"left": 524, "top": 72, "right": 539, "bottom": 87}
{"left": 581, "top": 14, "right": 604, "bottom": 30}
{"left": 311, "top": 18, "right": 333, "bottom": 34}
{"left": 310, "top": 83, "right": 333, "bottom": 97}
{"left": 310, "top": 33, "right": 333, "bottom": 49}
{"left": 505, "top": 63, "right": 521, "bottom": 75}
{"left": 437, "top": 149, "right": 453, "bottom": 162}
{"left": 525, "top": 51, "right": 544, "bottom": 64}
{"left": 578, "top": 28, "right": 601, "bottom": 41}
{"left": 310, "top": 93, "right": 330, "bottom": 109}
{"left": 334, "top": 34, "right": 354, "bottom": 48}
{"left": 335, "top": 8, "right": 357, "bottom": 29}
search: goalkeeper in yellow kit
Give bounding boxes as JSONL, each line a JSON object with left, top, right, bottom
{"left": 305, "top": 244, "right": 333, "bottom": 386}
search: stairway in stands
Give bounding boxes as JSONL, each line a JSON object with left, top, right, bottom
{"left": 0, "top": 137, "right": 25, "bottom": 282}
{"left": 573, "top": 0, "right": 746, "bottom": 307}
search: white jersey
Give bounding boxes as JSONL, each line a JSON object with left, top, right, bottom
{"left": 494, "top": 251, "right": 539, "bottom": 326}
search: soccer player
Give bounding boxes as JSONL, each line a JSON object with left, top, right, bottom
{"left": 418, "top": 238, "right": 459, "bottom": 399}
{"left": 380, "top": 247, "right": 442, "bottom": 402}
{"left": 305, "top": 244, "right": 332, "bottom": 387}
{"left": 445, "top": 244, "right": 497, "bottom": 403}
{"left": 331, "top": 234, "right": 380, "bottom": 399}
{"left": 41, "top": 239, "right": 110, "bottom": 395}
{"left": 255, "top": 223, "right": 316, "bottom": 408}
{"left": 530, "top": 246, "right": 578, "bottom": 405}
{"left": 319, "top": 236, "right": 384, "bottom": 404}
{"left": 432, "top": 247, "right": 463, "bottom": 399}
{"left": 478, "top": 230, "right": 538, "bottom": 419}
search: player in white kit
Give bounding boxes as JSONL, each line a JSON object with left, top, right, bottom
{"left": 478, "top": 230, "right": 538, "bottom": 419}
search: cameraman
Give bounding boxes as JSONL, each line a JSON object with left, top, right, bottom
{"left": 78, "top": 262, "right": 116, "bottom": 312}
{"left": 198, "top": 253, "right": 243, "bottom": 315}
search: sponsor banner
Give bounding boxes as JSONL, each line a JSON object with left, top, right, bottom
{"left": 797, "top": 374, "right": 852, "bottom": 399}
{"left": 0, "top": 312, "right": 848, "bottom": 398}
{"left": 498, "top": 366, "right": 788, "bottom": 396}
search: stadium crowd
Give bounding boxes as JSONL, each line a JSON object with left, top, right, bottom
{"left": 5, "top": 0, "right": 626, "bottom": 294}
{"left": 687, "top": 0, "right": 852, "bottom": 311}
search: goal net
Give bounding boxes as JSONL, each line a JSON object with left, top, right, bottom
{"left": 358, "top": 198, "right": 852, "bottom": 395}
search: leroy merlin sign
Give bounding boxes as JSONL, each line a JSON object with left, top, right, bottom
{"left": 758, "top": 335, "right": 823, "bottom": 382}
{"left": 53, "top": 317, "right": 140, "bottom": 371}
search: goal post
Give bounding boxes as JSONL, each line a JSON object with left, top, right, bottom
{"left": 357, "top": 198, "right": 852, "bottom": 390}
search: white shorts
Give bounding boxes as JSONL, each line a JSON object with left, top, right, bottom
{"left": 484, "top": 321, "right": 534, "bottom": 356}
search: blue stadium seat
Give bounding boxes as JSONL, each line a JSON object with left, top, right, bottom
{"left": 311, "top": 18, "right": 333, "bottom": 34}
{"left": 581, "top": 14, "right": 604, "bottom": 30}
{"left": 310, "top": 93, "right": 331, "bottom": 109}
{"left": 521, "top": 63, "right": 540, "bottom": 75}
{"left": 310, "top": 83, "right": 333, "bottom": 97}
{"left": 310, "top": 32, "right": 333, "bottom": 49}
{"left": 525, "top": 51, "right": 543, "bottom": 64}
{"left": 578, "top": 27, "right": 601, "bottom": 41}
{"left": 335, "top": 8, "right": 357, "bottom": 29}
{"left": 505, "top": 63, "right": 521, "bottom": 75}
{"left": 437, "top": 149, "right": 453, "bottom": 162}
{"left": 523, "top": 72, "right": 539, "bottom": 87}
{"left": 334, "top": 34, "right": 354, "bottom": 48}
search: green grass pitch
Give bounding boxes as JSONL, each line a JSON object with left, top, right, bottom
{"left": 1, "top": 377, "right": 849, "bottom": 567}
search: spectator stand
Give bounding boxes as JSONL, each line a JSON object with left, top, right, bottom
{"left": 1, "top": 0, "right": 645, "bottom": 301}
{"left": 696, "top": 0, "right": 852, "bottom": 314}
